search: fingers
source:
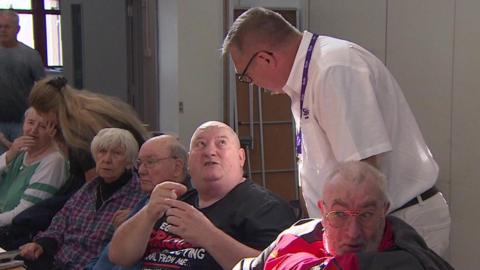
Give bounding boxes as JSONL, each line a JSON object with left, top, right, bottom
{"left": 145, "top": 182, "right": 189, "bottom": 222}
{"left": 13, "top": 136, "right": 35, "bottom": 150}
{"left": 112, "top": 209, "right": 131, "bottom": 229}
{"left": 153, "top": 181, "right": 188, "bottom": 198}
{"left": 163, "top": 198, "right": 192, "bottom": 211}
{"left": 164, "top": 201, "right": 199, "bottom": 226}
{"left": 112, "top": 209, "right": 130, "bottom": 220}
{"left": 165, "top": 215, "right": 182, "bottom": 227}
{"left": 6, "top": 136, "right": 35, "bottom": 163}
{"left": 19, "top": 243, "right": 43, "bottom": 261}
{"left": 45, "top": 121, "right": 57, "bottom": 138}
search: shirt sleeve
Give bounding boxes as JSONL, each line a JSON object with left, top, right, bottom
{"left": 234, "top": 235, "right": 357, "bottom": 270}
{"left": 264, "top": 252, "right": 344, "bottom": 270}
{"left": 34, "top": 176, "right": 84, "bottom": 246}
{"left": 0, "top": 152, "right": 7, "bottom": 173}
{"left": 0, "top": 152, "right": 67, "bottom": 226}
{"left": 316, "top": 64, "right": 392, "bottom": 161}
{"left": 23, "top": 152, "right": 67, "bottom": 204}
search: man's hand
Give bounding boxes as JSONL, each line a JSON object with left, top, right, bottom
{"left": 164, "top": 199, "right": 217, "bottom": 247}
{"left": 145, "top": 181, "right": 187, "bottom": 223}
{"left": 112, "top": 209, "right": 132, "bottom": 230}
{"left": 6, "top": 135, "right": 35, "bottom": 163}
{"left": 19, "top": 242, "right": 44, "bottom": 261}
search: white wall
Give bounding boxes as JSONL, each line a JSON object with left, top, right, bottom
{"left": 158, "top": 1, "right": 180, "bottom": 135}
{"left": 61, "top": 0, "right": 128, "bottom": 99}
{"left": 309, "top": 0, "right": 480, "bottom": 268}
{"left": 386, "top": 0, "right": 454, "bottom": 201}
{"left": 62, "top": 0, "right": 225, "bottom": 147}
{"left": 157, "top": 0, "right": 225, "bottom": 147}
{"left": 177, "top": 0, "right": 224, "bottom": 146}
{"left": 232, "top": 0, "right": 309, "bottom": 29}
{"left": 451, "top": 0, "right": 480, "bottom": 267}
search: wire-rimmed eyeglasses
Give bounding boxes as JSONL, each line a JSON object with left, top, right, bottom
{"left": 324, "top": 210, "right": 379, "bottom": 228}
{"left": 134, "top": 156, "right": 175, "bottom": 170}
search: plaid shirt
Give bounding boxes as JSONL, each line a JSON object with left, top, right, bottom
{"left": 35, "top": 172, "right": 145, "bottom": 270}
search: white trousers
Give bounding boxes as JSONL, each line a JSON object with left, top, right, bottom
{"left": 390, "top": 192, "right": 451, "bottom": 257}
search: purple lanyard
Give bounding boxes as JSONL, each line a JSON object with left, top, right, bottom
{"left": 296, "top": 34, "right": 319, "bottom": 155}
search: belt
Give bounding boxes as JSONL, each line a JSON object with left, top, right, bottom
{"left": 394, "top": 186, "right": 439, "bottom": 212}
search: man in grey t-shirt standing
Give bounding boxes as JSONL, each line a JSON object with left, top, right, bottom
{"left": 0, "top": 10, "right": 45, "bottom": 153}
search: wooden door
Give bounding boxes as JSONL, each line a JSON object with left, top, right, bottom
{"left": 233, "top": 9, "right": 300, "bottom": 205}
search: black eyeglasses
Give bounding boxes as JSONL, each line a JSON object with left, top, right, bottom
{"left": 236, "top": 50, "right": 272, "bottom": 84}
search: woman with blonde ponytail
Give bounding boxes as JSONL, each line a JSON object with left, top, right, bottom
{"left": 29, "top": 77, "right": 149, "bottom": 154}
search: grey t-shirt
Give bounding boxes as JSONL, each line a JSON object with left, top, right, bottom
{"left": 0, "top": 42, "right": 45, "bottom": 122}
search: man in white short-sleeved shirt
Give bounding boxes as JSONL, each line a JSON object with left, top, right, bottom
{"left": 223, "top": 7, "right": 450, "bottom": 256}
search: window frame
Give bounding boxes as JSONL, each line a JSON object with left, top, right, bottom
{"left": 7, "top": 0, "right": 61, "bottom": 67}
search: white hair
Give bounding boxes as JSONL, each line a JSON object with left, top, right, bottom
{"left": 90, "top": 128, "right": 139, "bottom": 165}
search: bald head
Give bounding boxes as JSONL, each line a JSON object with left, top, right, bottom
{"left": 190, "top": 121, "right": 240, "bottom": 150}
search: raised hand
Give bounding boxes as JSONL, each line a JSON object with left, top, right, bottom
{"left": 164, "top": 199, "right": 216, "bottom": 247}
{"left": 6, "top": 135, "right": 35, "bottom": 163}
{"left": 145, "top": 181, "right": 188, "bottom": 223}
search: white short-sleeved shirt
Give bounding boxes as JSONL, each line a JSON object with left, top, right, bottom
{"left": 283, "top": 31, "right": 439, "bottom": 217}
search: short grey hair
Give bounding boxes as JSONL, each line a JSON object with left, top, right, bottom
{"left": 324, "top": 161, "right": 389, "bottom": 204}
{"left": 23, "top": 107, "right": 34, "bottom": 118}
{"left": 169, "top": 141, "right": 188, "bottom": 179}
{"left": 90, "top": 128, "right": 139, "bottom": 165}
{"left": 0, "top": 10, "right": 19, "bottom": 26}
{"left": 222, "top": 7, "right": 300, "bottom": 55}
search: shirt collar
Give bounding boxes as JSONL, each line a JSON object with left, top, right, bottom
{"left": 282, "top": 31, "right": 314, "bottom": 98}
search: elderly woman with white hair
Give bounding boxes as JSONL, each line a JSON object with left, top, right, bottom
{"left": 19, "top": 128, "right": 145, "bottom": 270}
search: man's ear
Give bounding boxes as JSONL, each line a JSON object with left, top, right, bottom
{"left": 173, "top": 158, "right": 184, "bottom": 177}
{"left": 383, "top": 201, "right": 390, "bottom": 214}
{"left": 258, "top": 51, "right": 275, "bottom": 66}
{"left": 318, "top": 200, "right": 325, "bottom": 216}
{"left": 238, "top": 148, "right": 246, "bottom": 167}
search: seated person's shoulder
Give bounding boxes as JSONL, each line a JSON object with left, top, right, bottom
{"left": 239, "top": 180, "right": 290, "bottom": 204}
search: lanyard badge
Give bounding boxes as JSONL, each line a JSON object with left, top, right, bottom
{"left": 296, "top": 34, "right": 319, "bottom": 156}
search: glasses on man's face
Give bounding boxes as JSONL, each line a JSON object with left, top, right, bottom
{"left": 134, "top": 156, "right": 174, "bottom": 171}
{"left": 236, "top": 50, "right": 273, "bottom": 84}
{"left": 324, "top": 209, "right": 379, "bottom": 228}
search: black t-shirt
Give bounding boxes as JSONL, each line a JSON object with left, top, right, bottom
{"left": 142, "top": 179, "right": 297, "bottom": 270}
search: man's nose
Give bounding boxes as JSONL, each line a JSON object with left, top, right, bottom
{"left": 138, "top": 164, "right": 148, "bottom": 174}
{"left": 345, "top": 216, "right": 363, "bottom": 238}
{"left": 203, "top": 142, "right": 217, "bottom": 155}
{"left": 31, "top": 124, "right": 40, "bottom": 133}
